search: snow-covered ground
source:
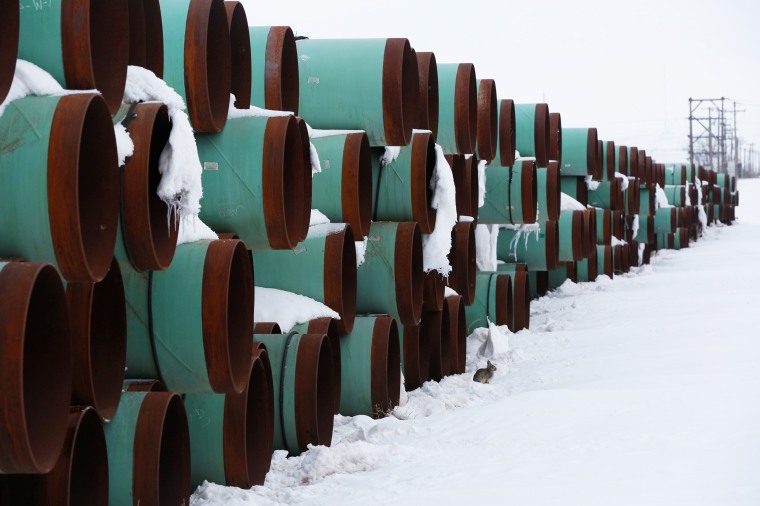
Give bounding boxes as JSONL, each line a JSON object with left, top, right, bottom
{"left": 193, "top": 180, "right": 760, "bottom": 506}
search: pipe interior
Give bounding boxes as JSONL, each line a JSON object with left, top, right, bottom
{"left": 142, "top": 0, "right": 164, "bottom": 76}
{"left": 422, "top": 310, "right": 443, "bottom": 381}
{"left": 204, "top": 0, "right": 233, "bottom": 130}
{"left": 225, "top": 241, "right": 256, "bottom": 391}
{"left": 273, "top": 26, "right": 299, "bottom": 114}
{"left": 146, "top": 104, "right": 177, "bottom": 269}
{"left": 385, "top": 321, "right": 401, "bottom": 410}
{"left": 534, "top": 103, "right": 550, "bottom": 167}
{"left": 500, "top": 99, "right": 516, "bottom": 167}
{"left": 69, "top": 409, "right": 108, "bottom": 505}
{"left": 157, "top": 395, "right": 190, "bottom": 505}
{"left": 0, "top": 0, "right": 18, "bottom": 103}
{"left": 246, "top": 357, "right": 273, "bottom": 485}
{"left": 400, "top": 40, "right": 419, "bottom": 146}
{"left": 338, "top": 227, "right": 357, "bottom": 333}
{"left": 283, "top": 117, "right": 307, "bottom": 248}
{"left": 315, "top": 337, "right": 334, "bottom": 445}
{"left": 424, "top": 53, "right": 439, "bottom": 139}
{"left": 88, "top": 0, "right": 129, "bottom": 113}
{"left": 226, "top": 2, "right": 252, "bottom": 109}
{"left": 126, "top": 0, "right": 147, "bottom": 68}
{"left": 464, "top": 65, "right": 477, "bottom": 153}
{"left": 295, "top": 118, "right": 312, "bottom": 243}
{"left": 345, "top": 133, "right": 373, "bottom": 238}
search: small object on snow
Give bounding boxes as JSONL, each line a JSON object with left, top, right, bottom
{"left": 472, "top": 360, "right": 496, "bottom": 384}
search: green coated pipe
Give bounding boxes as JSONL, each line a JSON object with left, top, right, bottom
{"left": 624, "top": 180, "right": 640, "bottom": 216}
{"left": 663, "top": 185, "right": 687, "bottom": 207}
{"left": 547, "top": 262, "right": 576, "bottom": 290}
{"left": 437, "top": 62, "right": 477, "bottom": 154}
{"left": 254, "top": 333, "right": 334, "bottom": 455}
{"left": 496, "top": 99, "right": 516, "bottom": 167}
{"left": 356, "top": 222, "right": 423, "bottom": 326}
{"left": 576, "top": 248, "right": 598, "bottom": 283}
{"left": 475, "top": 79, "right": 498, "bottom": 161}
{"left": 596, "top": 245, "right": 613, "bottom": 278}
{"left": 479, "top": 160, "right": 538, "bottom": 225}
{"left": 536, "top": 163, "right": 561, "bottom": 222}
{"left": 675, "top": 228, "right": 690, "bottom": 249}
{"left": 161, "top": 0, "right": 231, "bottom": 132}
{"left": 639, "top": 183, "right": 656, "bottom": 216}
{"left": 496, "top": 220, "right": 559, "bottom": 271}
{"left": 17, "top": 0, "right": 128, "bottom": 114}
{"left": 656, "top": 233, "right": 674, "bottom": 250}
{"left": 338, "top": 316, "right": 400, "bottom": 417}
{"left": 103, "top": 391, "right": 190, "bottom": 506}
{"left": 527, "top": 270, "right": 549, "bottom": 299}
{"left": 654, "top": 207, "right": 676, "bottom": 234}
{"left": 513, "top": 103, "right": 550, "bottom": 166}
{"left": 558, "top": 210, "right": 585, "bottom": 262}
{"left": 600, "top": 141, "right": 616, "bottom": 181}
{"left": 560, "top": 175, "right": 588, "bottom": 206}
{"left": 0, "top": 0, "right": 17, "bottom": 104}
{"left": 291, "top": 318, "right": 342, "bottom": 414}
{"left": 184, "top": 354, "right": 274, "bottom": 489}
{"left": 0, "top": 94, "right": 119, "bottom": 283}
{"left": 196, "top": 114, "right": 310, "bottom": 250}
{"left": 588, "top": 179, "right": 623, "bottom": 211}
{"left": 626, "top": 147, "right": 640, "bottom": 178}
{"left": 248, "top": 26, "right": 299, "bottom": 113}
{"left": 685, "top": 163, "right": 697, "bottom": 184}
{"left": 311, "top": 132, "right": 372, "bottom": 238}
{"left": 494, "top": 263, "right": 531, "bottom": 331}
{"left": 296, "top": 38, "right": 417, "bottom": 146}
{"left": 371, "top": 131, "right": 438, "bottom": 233}
{"left": 634, "top": 215, "right": 655, "bottom": 244}
{"left": 665, "top": 164, "right": 687, "bottom": 185}
{"left": 595, "top": 208, "right": 611, "bottom": 245}
{"left": 464, "top": 272, "right": 512, "bottom": 333}
{"left": 561, "top": 128, "right": 598, "bottom": 177}
{"left": 253, "top": 225, "right": 357, "bottom": 334}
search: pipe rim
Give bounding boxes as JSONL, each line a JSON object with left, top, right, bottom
{"left": 0, "top": 0, "right": 18, "bottom": 104}
{"left": 67, "top": 258, "right": 126, "bottom": 420}
{"left": 629, "top": 147, "right": 639, "bottom": 178}
{"left": 638, "top": 149, "right": 647, "bottom": 182}
{"left": 371, "top": 317, "right": 401, "bottom": 416}
{"left": 202, "top": 239, "right": 254, "bottom": 394}
{"left": 382, "top": 38, "right": 417, "bottom": 146}
{"left": 595, "top": 140, "right": 603, "bottom": 180}
{"left": 601, "top": 209, "right": 611, "bottom": 245}
{"left": 533, "top": 103, "right": 550, "bottom": 167}
{"left": 545, "top": 220, "right": 560, "bottom": 271}
{"left": 0, "top": 262, "right": 71, "bottom": 474}
{"left": 264, "top": 26, "right": 299, "bottom": 113}
{"left": 126, "top": 0, "right": 147, "bottom": 72}
{"left": 225, "top": 2, "right": 252, "bottom": 109}
{"left": 251, "top": 347, "right": 275, "bottom": 457}
{"left": 126, "top": 0, "right": 164, "bottom": 76}
{"left": 324, "top": 225, "right": 357, "bottom": 334}
{"left": 48, "top": 93, "right": 119, "bottom": 283}
{"left": 295, "top": 334, "right": 334, "bottom": 450}
{"left": 253, "top": 322, "right": 282, "bottom": 334}
{"left": 449, "top": 221, "right": 476, "bottom": 305}
{"left": 617, "top": 145, "right": 628, "bottom": 177}
{"left": 520, "top": 160, "right": 538, "bottom": 224}
{"left": 342, "top": 133, "right": 373, "bottom": 238}
{"left": 416, "top": 52, "right": 439, "bottom": 139}
{"left": 402, "top": 324, "right": 426, "bottom": 390}
{"left": 605, "top": 141, "right": 616, "bottom": 181}
{"left": 423, "top": 269, "right": 446, "bottom": 312}
{"left": 549, "top": 111, "right": 562, "bottom": 164}
{"left": 586, "top": 128, "right": 599, "bottom": 178}
{"left": 423, "top": 309, "right": 445, "bottom": 382}
{"left": 512, "top": 271, "right": 530, "bottom": 332}
{"left": 293, "top": 117, "right": 312, "bottom": 243}
{"left": 61, "top": 0, "right": 129, "bottom": 114}
{"left": 499, "top": 99, "right": 516, "bottom": 167}
{"left": 466, "top": 155, "right": 480, "bottom": 220}
{"left": 545, "top": 161, "right": 561, "bottom": 222}
{"left": 476, "top": 79, "right": 498, "bottom": 161}
{"left": 587, "top": 210, "right": 597, "bottom": 257}
{"left": 303, "top": 318, "right": 342, "bottom": 414}
{"left": 445, "top": 295, "right": 466, "bottom": 374}
{"left": 494, "top": 274, "right": 512, "bottom": 327}
{"left": 411, "top": 131, "right": 438, "bottom": 234}
{"left": 454, "top": 63, "right": 477, "bottom": 154}
{"left": 133, "top": 392, "right": 191, "bottom": 506}
{"left": 600, "top": 245, "right": 613, "bottom": 277}
{"left": 394, "top": 222, "right": 424, "bottom": 326}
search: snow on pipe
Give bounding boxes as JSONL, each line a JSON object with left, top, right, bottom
{"left": 576, "top": 247, "right": 598, "bottom": 283}
{"left": 125, "top": 239, "right": 254, "bottom": 395}
{"left": 495, "top": 264, "right": 531, "bottom": 332}
{"left": 654, "top": 207, "right": 677, "bottom": 235}
{"left": 66, "top": 259, "right": 127, "bottom": 421}
{"left": 311, "top": 132, "right": 373, "bottom": 238}
{"left": 445, "top": 154, "right": 479, "bottom": 220}
{"left": 126, "top": 0, "right": 164, "bottom": 76}
{"left": 338, "top": 316, "right": 401, "bottom": 417}
{"left": 224, "top": 1, "right": 252, "bottom": 110}
{"left": 296, "top": 38, "right": 418, "bottom": 146}
{"left": 0, "top": 94, "right": 119, "bottom": 283}
{"left": 248, "top": 26, "right": 299, "bottom": 113}
{"left": 479, "top": 160, "right": 538, "bottom": 225}
{"left": 291, "top": 318, "right": 343, "bottom": 415}
{"left": 424, "top": 308, "right": 448, "bottom": 382}
{"left": 596, "top": 245, "right": 613, "bottom": 278}
{"left": 254, "top": 333, "right": 334, "bottom": 455}
{"left": 103, "top": 392, "right": 191, "bottom": 506}
{"left": 447, "top": 221, "right": 477, "bottom": 306}
{"left": 253, "top": 322, "right": 282, "bottom": 334}
{"left": 254, "top": 225, "right": 357, "bottom": 334}
{"left": 0, "top": 262, "right": 71, "bottom": 475}
{"left": 356, "top": 222, "right": 423, "bottom": 326}
{"left": 423, "top": 269, "right": 446, "bottom": 311}
{"left": 196, "top": 114, "right": 310, "bottom": 250}
{"left": 514, "top": 103, "right": 550, "bottom": 167}
{"left": 601, "top": 141, "right": 617, "bottom": 181}
{"left": 401, "top": 322, "right": 429, "bottom": 391}
{"left": 464, "top": 272, "right": 512, "bottom": 334}
{"left": 560, "top": 175, "right": 588, "bottom": 206}
{"left": 161, "top": 0, "right": 231, "bottom": 132}
{"left": 549, "top": 111, "right": 562, "bottom": 165}
{"left": 184, "top": 353, "right": 274, "bottom": 489}
{"left": 0, "top": 0, "right": 18, "bottom": 104}
{"left": 436, "top": 62, "right": 478, "bottom": 155}
{"left": 497, "top": 220, "right": 560, "bottom": 272}
{"left": 444, "top": 294, "right": 467, "bottom": 375}
{"left": 415, "top": 51, "right": 439, "bottom": 139}
{"left": 558, "top": 210, "right": 586, "bottom": 263}
{"left": 114, "top": 102, "right": 177, "bottom": 271}
{"left": 560, "top": 128, "right": 599, "bottom": 177}
{"left": 16, "top": 0, "right": 128, "bottom": 114}
{"left": 587, "top": 178, "right": 624, "bottom": 211}
{"left": 372, "top": 131, "right": 438, "bottom": 234}
{"left": 537, "top": 162, "right": 561, "bottom": 222}
{"left": 475, "top": 78, "right": 498, "bottom": 161}
{"left": 595, "top": 208, "right": 611, "bottom": 245}
{"left": 1, "top": 407, "right": 108, "bottom": 504}
{"left": 639, "top": 183, "right": 656, "bottom": 216}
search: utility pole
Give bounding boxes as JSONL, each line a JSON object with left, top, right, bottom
{"left": 708, "top": 108, "right": 713, "bottom": 169}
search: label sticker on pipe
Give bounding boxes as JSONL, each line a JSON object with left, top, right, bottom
{"left": 204, "top": 162, "right": 219, "bottom": 171}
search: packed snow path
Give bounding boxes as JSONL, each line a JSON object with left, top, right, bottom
{"left": 193, "top": 180, "right": 760, "bottom": 505}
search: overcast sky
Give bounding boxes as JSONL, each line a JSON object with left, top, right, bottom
{"left": 240, "top": 0, "right": 760, "bottom": 167}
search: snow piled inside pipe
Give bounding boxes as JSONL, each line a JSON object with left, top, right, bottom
{"left": 254, "top": 286, "right": 339, "bottom": 332}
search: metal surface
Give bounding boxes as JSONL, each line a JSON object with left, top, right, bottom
{"left": 424, "top": 309, "right": 447, "bottom": 382}
{"left": 595, "top": 208, "right": 612, "bottom": 245}
{"left": 291, "top": 318, "right": 342, "bottom": 414}
{"left": 514, "top": 103, "right": 550, "bottom": 167}
{"left": 444, "top": 294, "right": 467, "bottom": 374}
{"left": 253, "top": 322, "right": 282, "bottom": 334}
{"left": 446, "top": 154, "right": 476, "bottom": 219}
{"left": 479, "top": 160, "right": 538, "bottom": 225}
{"left": 126, "top": 0, "right": 164, "bottom": 75}
{"left": 560, "top": 127, "right": 598, "bottom": 177}
{"left": 464, "top": 272, "right": 512, "bottom": 333}
{"left": 588, "top": 179, "right": 623, "bottom": 211}
{"left": 496, "top": 99, "right": 516, "bottom": 167}
{"left": 560, "top": 175, "right": 588, "bottom": 207}
{"left": 537, "top": 162, "right": 561, "bottom": 222}
{"left": 423, "top": 269, "right": 446, "bottom": 311}
{"left": 496, "top": 220, "right": 559, "bottom": 271}
{"left": 249, "top": 26, "right": 299, "bottom": 113}
{"left": 416, "top": 51, "right": 439, "bottom": 139}
{"left": 224, "top": 1, "right": 251, "bottom": 109}
{"left": 549, "top": 111, "right": 562, "bottom": 164}
{"left": 0, "top": 0, "right": 18, "bottom": 103}
{"left": 558, "top": 210, "right": 585, "bottom": 262}
{"left": 654, "top": 207, "right": 677, "bottom": 234}
{"left": 401, "top": 323, "right": 429, "bottom": 391}
{"left": 596, "top": 245, "right": 613, "bottom": 278}
{"left": 495, "top": 264, "right": 531, "bottom": 331}
{"left": 576, "top": 247, "right": 598, "bottom": 283}
{"left": 447, "top": 221, "right": 477, "bottom": 305}
{"left": 436, "top": 62, "right": 477, "bottom": 154}
{"left": 475, "top": 79, "right": 498, "bottom": 161}
{"left": 600, "top": 141, "right": 616, "bottom": 181}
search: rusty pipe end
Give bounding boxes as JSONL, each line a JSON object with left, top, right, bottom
{"left": 549, "top": 111, "right": 562, "bottom": 164}
{"left": 127, "top": 0, "right": 164, "bottom": 76}
{"left": 448, "top": 221, "right": 477, "bottom": 305}
{"left": 546, "top": 220, "right": 560, "bottom": 271}
{"left": 203, "top": 239, "right": 255, "bottom": 395}
{"left": 476, "top": 79, "right": 498, "bottom": 162}
{"left": 533, "top": 103, "right": 550, "bottom": 167}
{"left": 546, "top": 161, "right": 561, "bottom": 222}
{"left": 444, "top": 294, "right": 466, "bottom": 374}
{"left": 324, "top": 225, "right": 357, "bottom": 334}
{"left": 382, "top": 38, "right": 417, "bottom": 146}
{"left": 521, "top": 160, "right": 538, "bottom": 224}
{"left": 499, "top": 99, "right": 516, "bottom": 167}
{"left": 466, "top": 155, "right": 480, "bottom": 220}
{"left": 494, "top": 274, "right": 512, "bottom": 328}
{"left": 423, "top": 269, "right": 446, "bottom": 312}
{"left": 371, "top": 317, "right": 401, "bottom": 416}
{"left": 617, "top": 145, "right": 628, "bottom": 177}
{"left": 342, "top": 132, "right": 373, "bottom": 238}
{"left": 586, "top": 128, "right": 599, "bottom": 177}
{"left": 295, "top": 334, "right": 334, "bottom": 450}
{"left": 605, "top": 141, "right": 616, "bottom": 181}
{"left": 511, "top": 270, "right": 531, "bottom": 332}
{"left": 600, "top": 245, "right": 613, "bottom": 278}
{"left": 595, "top": 140, "right": 604, "bottom": 180}
{"left": 0, "top": 0, "right": 18, "bottom": 104}
{"left": 302, "top": 318, "right": 342, "bottom": 414}
{"left": 264, "top": 26, "right": 299, "bottom": 113}
{"left": 225, "top": 1, "right": 252, "bottom": 109}
{"left": 416, "top": 51, "right": 439, "bottom": 140}
{"left": 394, "top": 222, "right": 424, "bottom": 326}
{"left": 253, "top": 322, "right": 282, "bottom": 334}
{"left": 454, "top": 63, "right": 478, "bottom": 154}
{"left": 411, "top": 131, "right": 438, "bottom": 234}
{"left": 293, "top": 117, "right": 312, "bottom": 243}
{"left": 423, "top": 309, "right": 445, "bottom": 382}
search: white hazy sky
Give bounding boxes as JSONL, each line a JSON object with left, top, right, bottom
{"left": 240, "top": 0, "right": 760, "bottom": 165}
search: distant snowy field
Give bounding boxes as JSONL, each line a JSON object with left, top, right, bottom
{"left": 193, "top": 180, "right": 760, "bottom": 506}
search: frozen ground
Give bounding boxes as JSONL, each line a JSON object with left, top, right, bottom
{"left": 193, "top": 179, "right": 760, "bottom": 506}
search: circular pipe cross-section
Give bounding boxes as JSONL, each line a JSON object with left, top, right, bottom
{"left": 126, "top": 0, "right": 164, "bottom": 75}
{"left": 444, "top": 294, "right": 467, "bottom": 375}
{"left": 498, "top": 99, "right": 516, "bottom": 167}
{"left": 401, "top": 323, "right": 429, "bottom": 391}
{"left": 416, "top": 51, "right": 439, "bottom": 139}
{"left": 424, "top": 309, "right": 447, "bottom": 382}
{"left": 549, "top": 111, "right": 562, "bottom": 164}
{"left": 476, "top": 79, "right": 498, "bottom": 161}
{"left": 224, "top": 1, "right": 252, "bottom": 109}
{"left": 249, "top": 26, "right": 299, "bottom": 113}
{"left": 291, "top": 318, "right": 343, "bottom": 415}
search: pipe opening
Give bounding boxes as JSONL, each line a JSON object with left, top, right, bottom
{"left": 296, "top": 335, "right": 334, "bottom": 449}
{"left": 545, "top": 161, "right": 561, "bottom": 222}
{"left": 545, "top": 220, "right": 559, "bottom": 271}
{"left": 423, "top": 310, "right": 444, "bottom": 382}
{"left": 377, "top": 318, "right": 401, "bottom": 413}
{"left": 416, "top": 52, "right": 439, "bottom": 139}
{"left": 423, "top": 270, "right": 445, "bottom": 312}
{"left": 225, "top": 1, "right": 251, "bottom": 109}
{"left": 142, "top": 0, "right": 164, "bottom": 76}
{"left": 521, "top": 160, "right": 538, "bottom": 224}
{"left": 155, "top": 394, "right": 191, "bottom": 505}
{"left": 467, "top": 155, "right": 480, "bottom": 220}
{"left": 533, "top": 103, "right": 550, "bottom": 167}
{"left": 303, "top": 318, "right": 341, "bottom": 414}
{"left": 253, "top": 322, "right": 282, "bottom": 334}
{"left": 586, "top": 128, "right": 598, "bottom": 178}
{"left": 494, "top": 274, "right": 512, "bottom": 327}
{"left": 499, "top": 99, "right": 516, "bottom": 167}
{"left": 512, "top": 271, "right": 530, "bottom": 331}
{"left": 449, "top": 221, "right": 476, "bottom": 305}
{"left": 439, "top": 307, "right": 452, "bottom": 378}
{"left": 294, "top": 117, "right": 312, "bottom": 243}
{"left": 394, "top": 222, "right": 423, "bottom": 325}
{"left": 125, "top": 380, "right": 167, "bottom": 392}
{"left": 324, "top": 226, "right": 357, "bottom": 335}
{"left": 411, "top": 132, "right": 438, "bottom": 234}
{"left": 266, "top": 26, "right": 299, "bottom": 113}
{"left": 549, "top": 111, "right": 562, "bottom": 164}
{"left": 455, "top": 63, "right": 477, "bottom": 154}
{"left": 476, "top": 79, "right": 498, "bottom": 161}
{"left": 246, "top": 354, "right": 274, "bottom": 484}
{"left": 126, "top": 0, "right": 147, "bottom": 70}
{"left": 0, "top": 0, "right": 18, "bottom": 104}
{"left": 68, "top": 408, "right": 108, "bottom": 504}
{"left": 343, "top": 132, "right": 373, "bottom": 238}
{"left": 382, "top": 38, "right": 417, "bottom": 146}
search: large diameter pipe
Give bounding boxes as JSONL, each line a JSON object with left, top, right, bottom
{"left": 196, "top": 114, "right": 310, "bottom": 250}
{"left": 634, "top": 215, "right": 654, "bottom": 244}
{"left": 613, "top": 243, "right": 631, "bottom": 274}
{"left": 297, "top": 38, "right": 417, "bottom": 146}
{"left": 0, "top": 262, "right": 71, "bottom": 474}
{"left": 161, "top": 0, "right": 231, "bottom": 132}
{"left": 549, "top": 112, "right": 562, "bottom": 164}
{"left": 497, "top": 99, "right": 516, "bottom": 167}
{"left": 444, "top": 294, "right": 467, "bottom": 375}
{"left": 596, "top": 245, "right": 613, "bottom": 278}
{"left": 357, "top": 222, "right": 423, "bottom": 326}
{"left": 528, "top": 270, "right": 549, "bottom": 298}
{"left": 595, "top": 208, "right": 611, "bottom": 245}
{"left": 0, "top": 94, "right": 118, "bottom": 283}
{"left": 615, "top": 145, "right": 629, "bottom": 178}
{"left": 126, "top": 0, "right": 164, "bottom": 75}
{"left": 560, "top": 128, "right": 598, "bottom": 177}
{"left": 560, "top": 175, "right": 588, "bottom": 206}
{"left": 624, "top": 180, "right": 641, "bottom": 216}
{"left": 372, "top": 131, "right": 437, "bottom": 233}
{"left": 104, "top": 392, "right": 190, "bottom": 506}
{"left": 248, "top": 26, "right": 299, "bottom": 113}
{"left": 66, "top": 259, "right": 126, "bottom": 420}
{"left": 224, "top": 1, "right": 252, "bottom": 109}
{"left": 311, "top": 133, "right": 372, "bottom": 238}
{"left": 547, "top": 263, "right": 573, "bottom": 290}
{"left": 665, "top": 164, "right": 687, "bottom": 185}
{"left": 514, "top": 103, "right": 550, "bottom": 166}
{"left": 447, "top": 221, "right": 477, "bottom": 305}
{"left": 475, "top": 79, "right": 498, "bottom": 161}
{"left": 496, "top": 220, "right": 560, "bottom": 271}
{"left": 401, "top": 323, "right": 429, "bottom": 391}
{"left": 424, "top": 309, "right": 447, "bottom": 382}
{"left": 537, "top": 162, "right": 561, "bottom": 222}
{"left": 114, "top": 102, "right": 177, "bottom": 271}
{"left": 17, "top": 0, "right": 128, "bottom": 114}
{"left": 291, "top": 318, "right": 342, "bottom": 414}
{"left": 558, "top": 210, "right": 586, "bottom": 262}
{"left": 464, "top": 272, "right": 512, "bottom": 333}
{"left": 424, "top": 270, "right": 446, "bottom": 312}
{"left": 253, "top": 225, "right": 357, "bottom": 334}
{"left": 495, "top": 264, "right": 531, "bottom": 331}
{"left": 339, "top": 316, "right": 400, "bottom": 417}
{"left": 639, "top": 183, "right": 656, "bottom": 216}
{"left": 576, "top": 247, "right": 598, "bottom": 283}
{"left": 663, "top": 185, "right": 688, "bottom": 207}
{"left": 184, "top": 354, "right": 273, "bottom": 489}
{"left": 436, "top": 62, "right": 477, "bottom": 154}
{"left": 415, "top": 51, "right": 439, "bottom": 138}
{"left": 479, "top": 160, "right": 538, "bottom": 225}
{"left": 588, "top": 178, "right": 623, "bottom": 211}
{"left": 601, "top": 141, "right": 616, "bottom": 181}
{"left": 654, "top": 207, "right": 677, "bottom": 234}
{"left": 446, "top": 154, "right": 480, "bottom": 220}
{"left": 583, "top": 209, "right": 597, "bottom": 258}
{"left": 0, "top": 0, "right": 18, "bottom": 103}
{"left": 626, "top": 146, "right": 639, "bottom": 178}
{"left": 254, "top": 333, "right": 334, "bottom": 454}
